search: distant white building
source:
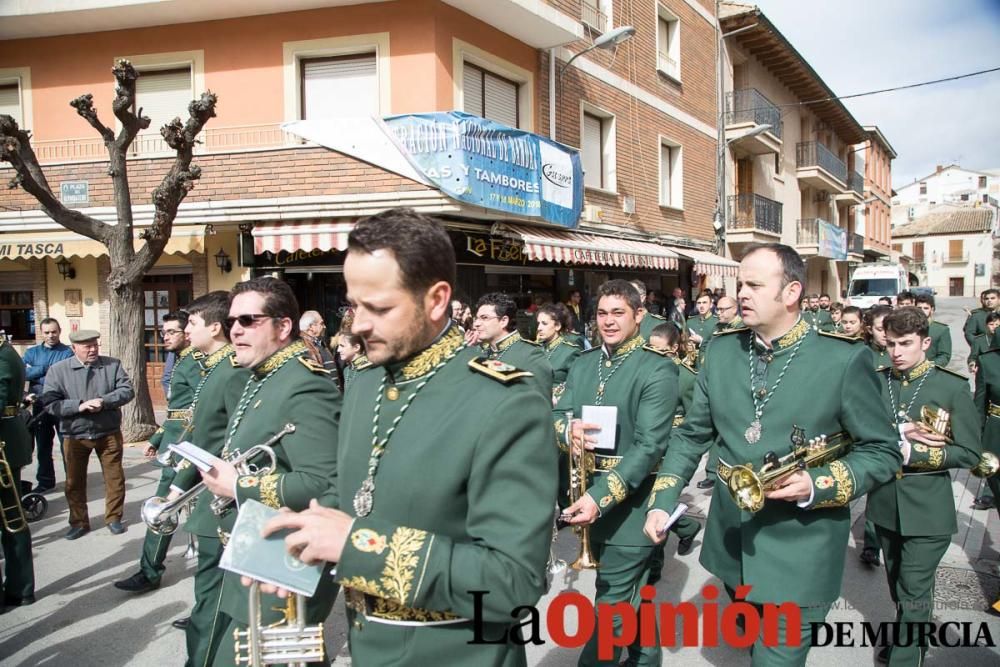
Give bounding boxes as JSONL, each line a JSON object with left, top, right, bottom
{"left": 893, "top": 164, "right": 1000, "bottom": 226}
{"left": 891, "top": 205, "right": 996, "bottom": 297}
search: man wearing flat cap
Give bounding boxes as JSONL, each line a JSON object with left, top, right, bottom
{"left": 42, "top": 330, "right": 134, "bottom": 539}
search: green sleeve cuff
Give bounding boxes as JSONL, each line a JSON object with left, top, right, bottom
{"left": 149, "top": 428, "right": 163, "bottom": 448}
{"left": 646, "top": 474, "right": 684, "bottom": 511}
{"left": 906, "top": 444, "right": 947, "bottom": 470}
{"left": 586, "top": 470, "right": 627, "bottom": 515}
{"left": 806, "top": 460, "right": 858, "bottom": 509}
{"left": 171, "top": 461, "right": 200, "bottom": 491}
{"left": 335, "top": 516, "right": 434, "bottom": 607}
{"left": 553, "top": 416, "right": 571, "bottom": 452}
{"left": 234, "top": 473, "right": 283, "bottom": 509}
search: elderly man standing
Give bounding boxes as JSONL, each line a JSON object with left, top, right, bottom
{"left": 300, "top": 309, "right": 337, "bottom": 373}
{"left": 42, "top": 330, "right": 135, "bottom": 540}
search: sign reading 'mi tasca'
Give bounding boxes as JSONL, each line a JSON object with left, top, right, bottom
{"left": 383, "top": 111, "right": 584, "bottom": 229}
{"left": 0, "top": 242, "right": 65, "bottom": 258}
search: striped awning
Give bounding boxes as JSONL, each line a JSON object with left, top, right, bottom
{"left": 252, "top": 220, "right": 355, "bottom": 255}
{"left": 0, "top": 226, "right": 205, "bottom": 260}
{"left": 494, "top": 223, "right": 679, "bottom": 271}
{"left": 671, "top": 247, "right": 740, "bottom": 277}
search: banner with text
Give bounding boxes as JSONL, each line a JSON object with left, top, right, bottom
{"left": 382, "top": 111, "right": 583, "bottom": 228}
{"left": 817, "top": 219, "right": 847, "bottom": 260}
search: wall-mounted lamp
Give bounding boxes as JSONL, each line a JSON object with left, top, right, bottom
{"left": 214, "top": 248, "right": 232, "bottom": 274}
{"left": 55, "top": 256, "right": 76, "bottom": 280}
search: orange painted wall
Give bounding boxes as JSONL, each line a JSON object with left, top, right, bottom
{"left": 0, "top": 0, "right": 538, "bottom": 141}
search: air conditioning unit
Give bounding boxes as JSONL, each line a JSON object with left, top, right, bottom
{"left": 582, "top": 204, "right": 604, "bottom": 223}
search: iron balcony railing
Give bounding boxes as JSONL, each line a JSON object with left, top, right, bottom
{"left": 581, "top": 0, "right": 607, "bottom": 32}
{"left": 849, "top": 171, "right": 864, "bottom": 196}
{"left": 796, "top": 141, "right": 847, "bottom": 184}
{"left": 727, "top": 193, "right": 783, "bottom": 235}
{"left": 850, "top": 233, "right": 864, "bottom": 254}
{"left": 796, "top": 218, "right": 821, "bottom": 245}
{"left": 725, "top": 89, "right": 783, "bottom": 139}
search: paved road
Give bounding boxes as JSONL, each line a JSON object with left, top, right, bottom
{"left": 2, "top": 298, "right": 998, "bottom": 665}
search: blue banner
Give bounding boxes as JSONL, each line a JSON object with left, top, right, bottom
{"left": 382, "top": 111, "right": 584, "bottom": 229}
{"left": 817, "top": 219, "right": 847, "bottom": 260}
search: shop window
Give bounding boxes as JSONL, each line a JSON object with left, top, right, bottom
{"left": 462, "top": 62, "right": 520, "bottom": 128}
{"left": 301, "top": 53, "right": 378, "bottom": 119}
{"left": 0, "top": 291, "right": 34, "bottom": 342}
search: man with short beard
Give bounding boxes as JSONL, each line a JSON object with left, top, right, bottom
{"left": 964, "top": 288, "right": 999, "bottom": 346}
{"left": 470, "top": 291, "right": 553, "bottom": 399}
{"left": 248, "top": 208, "right": 557, "bottom": 666}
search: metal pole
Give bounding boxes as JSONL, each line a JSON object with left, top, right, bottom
{"left": 549, "top": 48, "right": 557, "bottom": 141}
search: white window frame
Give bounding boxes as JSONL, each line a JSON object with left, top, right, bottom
{"left": 580, "top": 103, "right": 616, "bottom": 194}
{"left": 283, "top": 34, "right": 391, "bottom": 122}
{"left": 656, "top": 5, "right": 681, "bottom": 82}
{"left": 658, "top": 135, "right": 683, "bottom": 210}
{"left": 452, "top": 39, "right": 533, "bottom": 131}
{"left": 0, "top": 67, "right": 32, "bottom": 131}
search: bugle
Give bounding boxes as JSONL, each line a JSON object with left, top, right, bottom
{"left": 234, "top": 581, "right": 324, "bottom": 666}
{"left": 565, "top": 414, "right": 599, "bottom": 570}
{"left": 727, "top": 426, "right": 852, "bottom": 514}
{"left": 904, "top": 406, "right": 999, "bottom": 478}
{"left": 210, "top": 423, "right": 295, "bottom": 515}
{"left": 0, "top": 439, "right": 28, "bottom": 533}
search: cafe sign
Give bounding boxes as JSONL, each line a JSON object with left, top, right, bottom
{"left": 0, "top": 242, "right": 65, "bottom": 258}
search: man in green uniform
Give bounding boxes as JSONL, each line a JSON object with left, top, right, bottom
{"left": 870, "top": 307, "right": 985, "bottom": 665}
{"left": 686, "top": 293, "right": 719, "bottom": 357}
{"left": 896, "top": 290, "right": 915, "bottom": 307}
{"left": 860, "top": 303, "right": 894, "bottom": 567}
{"left": 645, "top": 243, "right": 901, "bottom": 666}
{"left": 162, "top": 291, "right": 248, "bottom": 665}
{"left": 200, "top": 277, "right": 341, "bottom": 667}
{"left": 968, "top": 312, "right": 999, "bottom": 374}
{"left": 0, "top": 335, "right": 34, "bottom": 610}
{"left": 975, "top": 343, "right": 1000, "bottom": 615}
{"left": 802, "top": 294, "right": 835, "bottom": 332}
{"left": 915, "top": 293, "right": 952, "bottom": 367}
{"left": 559, "top": 280, "right": 678, "bottom": 666}
{"left": 963, "top": 288, "right": 998, "bottom": 347}
{"left": 470, "top": 292, "right": 553, "bottom": 399}
{"left": 115, "top": 311, "right": 200, "bottom": 594}
{"left": 251, "top": 208, "right": 558, "bottom": 666}
{"left": 629, "top": 280, "right": 665, "bottom": 341}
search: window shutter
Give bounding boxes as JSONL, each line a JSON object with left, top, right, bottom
{"left": 660, "top": 144, "right": 672, "bottom": 206}
{"left": 483, "top": 72, "right": 518, "bottom": 127}
{"left": 949, "top": 239, "right": 963, "bottom": 259}
{"left": 913, "top": 242, "right": 924, "bottom": 261}
{"left": 0, "top": 83, "right": 21, "bottom": 126}
{"left": 583, "top": 113, "right": 603, "bottom": 189}
{"left": 136, "top": 68, "right": 192, "bottom": 134}
{"left": 462, "top": 63, "right": 484, "bottom": 117}
{"left": 302, "top": 54, "right": 378, "bottom": 120}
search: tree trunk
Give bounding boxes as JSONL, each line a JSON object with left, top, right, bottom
{"left": 108, "top": 281, "right": 157, "bottom": 441}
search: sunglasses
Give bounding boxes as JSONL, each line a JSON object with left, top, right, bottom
{"left": 225, "top": 314, "right": 275, "bottom": 328}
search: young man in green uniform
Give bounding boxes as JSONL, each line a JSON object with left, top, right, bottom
{"left": 968, "top": 312, "right": 999, "bottom": 374}
{"left": 471, "top": 291, "right": 553, "bottom": 398}
{"left": 250, "top": 208, "right": 558, "bottom": 667}
{"left": 914, "top": 293, "right": 952, "bottom": 367}
{"left": 115, "top": 311, "right": 200, "bottom": 595}
{"left": 963, "top": 288, "right": 998, "bottom": 346}
{"left": 685, "top": 293, "right": 719, "bottom": 358}
{"left": 870, "top": 307, "right": 985, "bottom": 665}
{"left": 200, "top": 278, "right": 341, "bottom": 667}
{"left": 645, "top": 243, "right": 902, "bottom": 666}
{"left": 802, "top": 294, "right": 835, "bottom": 332}
{"left": 860, "top": 303, "right": 894, "bottom": 567}
{"left": 0, "top": 335, "right": 34, "bottom": 610}
{"left": 559, "top": 279, "right": 679, "bottom": 666}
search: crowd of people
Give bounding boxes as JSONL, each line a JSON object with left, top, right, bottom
{"left": 1, "top": 207, "right": 998, "bottom": 667}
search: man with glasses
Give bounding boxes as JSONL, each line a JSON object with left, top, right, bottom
{"left": 114, "top": 311, "right": 200, "bottom": 595}
{"left": 41, "top": 330, "right": 134, "bottom": 539}
{"left": 469, "top": 292, "right": 553, "bottom": 399}
{"left": 22, "top": 317, "right": 72, "bottom": 493}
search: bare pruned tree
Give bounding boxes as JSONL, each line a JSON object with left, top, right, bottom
{"left": 0, "top": 60, "right": 217, "bottom": 441}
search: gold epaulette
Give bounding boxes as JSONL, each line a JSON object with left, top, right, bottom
{"left": 818, "top": 330, "right": 862, "bottom": 343}
{"left": 468, "top": 357, "right": 534, "bottom": 384}
{"left": 353, "top": 358, "right": 374, "bottom": 371}
{"left": 642, "top": 344, "right": 669, "bottom": 357}
{"left": 935, "top": 365, "right": 968, "bottom": 381}
{"left": 560, "top": 338, "right": 581, "bottom": 348}
{"left": 297, "top": 356, "right": 331, "bottom": 374}
{"left": 876, "top": 365, "right": 892, "bottom": 374}
{"left": 714, "top": 326, "right": 748, "bottom": 336}
{"left": 519, "top": 338, "right": 542, "bottom": 347}
{"left": 680, "top": 359, "right": 697, "bottom": 374}
{"left": 230, "top": 355, "right": 241, "bottom": 367}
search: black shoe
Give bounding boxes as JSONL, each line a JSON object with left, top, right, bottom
{"left": 677, "top": 524, "right": 702, "bottom": 556}
{"left": 3, "top": 595, "right": 36, "bottom": 608}
{"left": 65, "top": 525, "right": 90, "bottom": 540}
{"left": 876, "top": 645, "right": 891, "bottom": 663}
{"left": 972, "top": 495, "right": 996, "bottom": 510}
{"left": 696, "top": 478, "right": 715, "bottom": 490}
{"left": 108, "top": 521, "right": 126, "bottom": 535}
{"left": 114, "top": 572, "right": 160, "bottom": 594}
{"left": 859, "top": 547, "right": 881, "bottom": 567}
{"left": 171, "top": 617, "right": 191, "bottom": 630}
{"left": 32, "top": 484, "right": 55, "bottom": 494}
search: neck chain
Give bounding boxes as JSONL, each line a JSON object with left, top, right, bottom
{"left": 543, "top": 335, "right": 563, "bottom": 359}
{"left": 353, "top": 342, "right": 465, "bottom": 517}
{"left": 224, "top": 343, "right": 302, "bottom": 453}
{"left": 886, "top": 365, "right": 932, "bottom": 425}
{"left": 745, "top": 335, "right": 806, "bottom": 444}
{"left": 595, "top": 344, "right": 638, "bottom": 406}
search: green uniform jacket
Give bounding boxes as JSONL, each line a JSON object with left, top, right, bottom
{"left": 542, "top": 335, "right": 581, "bottom": 385}
{"left": 927, "top": 320, "right": 953, "bottom": 367}
{"left": 686, "top": 313, "right": 719, "bottom": 345}
{"left": 217, "top": 340, "right": 341, "bottom": 627}
{"left": 554, "top": 334, "right": 679, "bottom": 546}
{"left": 803, "top": 308, "right": 835, "bottom": 332}
{"left": 870, "top": 343, "right": 890, "bottom": 370}
{"left": 639, "top": 312, "right": 666, "bottom": 341}
{"left": 485, "top": 331, "right": 553, "bottom": 399}
{"left": 172, "top": 345, "right": 251, "bottom": 537}
{"left": 974, "top": 348, "right": 1000, "bottom": 458}
{"left": 343, "top": 353, "right": 373, "bottom": 393}
{"left": 332, "top": 325, "right": 557, "bottom": 666}
{"left": 964, "top": 308, "right": 992, "bottom": 346}
{"left": 148, "top": 345, "right": 201, "bottom": 453}
{"left": 674, "top": 356, "right": 697, "bottom": 421}
{"left": 868, "top": 361, "right": 982, "bottom": 536}
{"left": 648, "top": 320, "right": 902, "bottom": 606}
{"left": 968, "top": 333, "right": 997, "bottom": 369}
{"left": 0, "top": 339, "right": 30, "bottom": 468}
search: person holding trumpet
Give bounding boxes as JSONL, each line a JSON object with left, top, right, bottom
{"left": 870, "top": 307, "right": 989, "bottom": 665}
{"left": 644, "top": 243, "right": 901, "bottom": 666}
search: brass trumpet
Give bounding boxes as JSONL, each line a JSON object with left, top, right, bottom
{"left": 566, "top": 414, "right": 599, "bottom": 570}
{"left": 904, "top": 406, "right": 999, "bottom": 478}
{"left": 0, "top": 439, "right": 28, "bottom": 533}
{"left": 727, "top": 426, "right": 853, "bottom": 514}
{"left": 234, "top": 581, "right": 324, "bottom": 666}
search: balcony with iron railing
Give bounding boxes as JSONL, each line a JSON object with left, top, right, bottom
{"left": 796, "top": 141, "right": 847, "bottom": 191}
{"left": 797, "top": 218, "right": 822, "bottom": 246}
{"left": 726, "top": 193, "right": 783, "bottom": 237}
{"left": 849, "top": 232, "right": 864, "bottom": 256}
{"left": 581, "top": 0, "right": 607, "bottom": 32}
{"left": 849, "top": 171, "right": 864, "bottom": 196}
{"left": 724, "top": 89, "right": 782, "bottom": 155}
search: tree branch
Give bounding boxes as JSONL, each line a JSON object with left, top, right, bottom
{"left": 110, "top": 60, "right": 150, "bottom": 153}
{"left": 69, "top": 94, "right": 115, "bottom": 143}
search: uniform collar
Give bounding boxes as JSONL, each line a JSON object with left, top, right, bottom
{"left": 753, "top": 317, "right": 809, "bottom": 353}
{"left": 891, "top": 358, "right": 933, "bottom": 382}
{"left": 203, "top": 343, "right": 234, "bottom": 369}
{"left": 390, "top": 323, "right": 465, "bottom": 381}
{"left": 351, "top": 354, "right": 373, "bottom": 370}
{"left": 493, "top": 330, "right": 521, "bottom": 352}
{"left": 603, "top": 333, "right": 644, "bottom": 360}
{"left": 544, "top": 335, "right": 563, "bottom": 351}
{"left": 253, "top": 340, "right": 306, "bottom": 377}
{"left": 178, "top": 345, "right": 196, "bottom": 359}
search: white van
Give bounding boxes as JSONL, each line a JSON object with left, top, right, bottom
{"left": 846, "top": 264, "right": 909, "bottom": 309}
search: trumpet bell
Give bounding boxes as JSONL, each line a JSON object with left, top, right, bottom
{"left": 569, "top": 527, "right": 600, "bottom": 570}
{"left": 727, "top": 466, "right": 765, "bottom": 513}
{"left": 141, "top": 496, "right": 179, "bottom": 535}
{"left": 973, "top": 452, "right": 1000, "bottom": 478}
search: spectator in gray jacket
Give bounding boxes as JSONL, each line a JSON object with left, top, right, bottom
{"left": 42, "top": 330, "right": 134, "bottom": 540}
